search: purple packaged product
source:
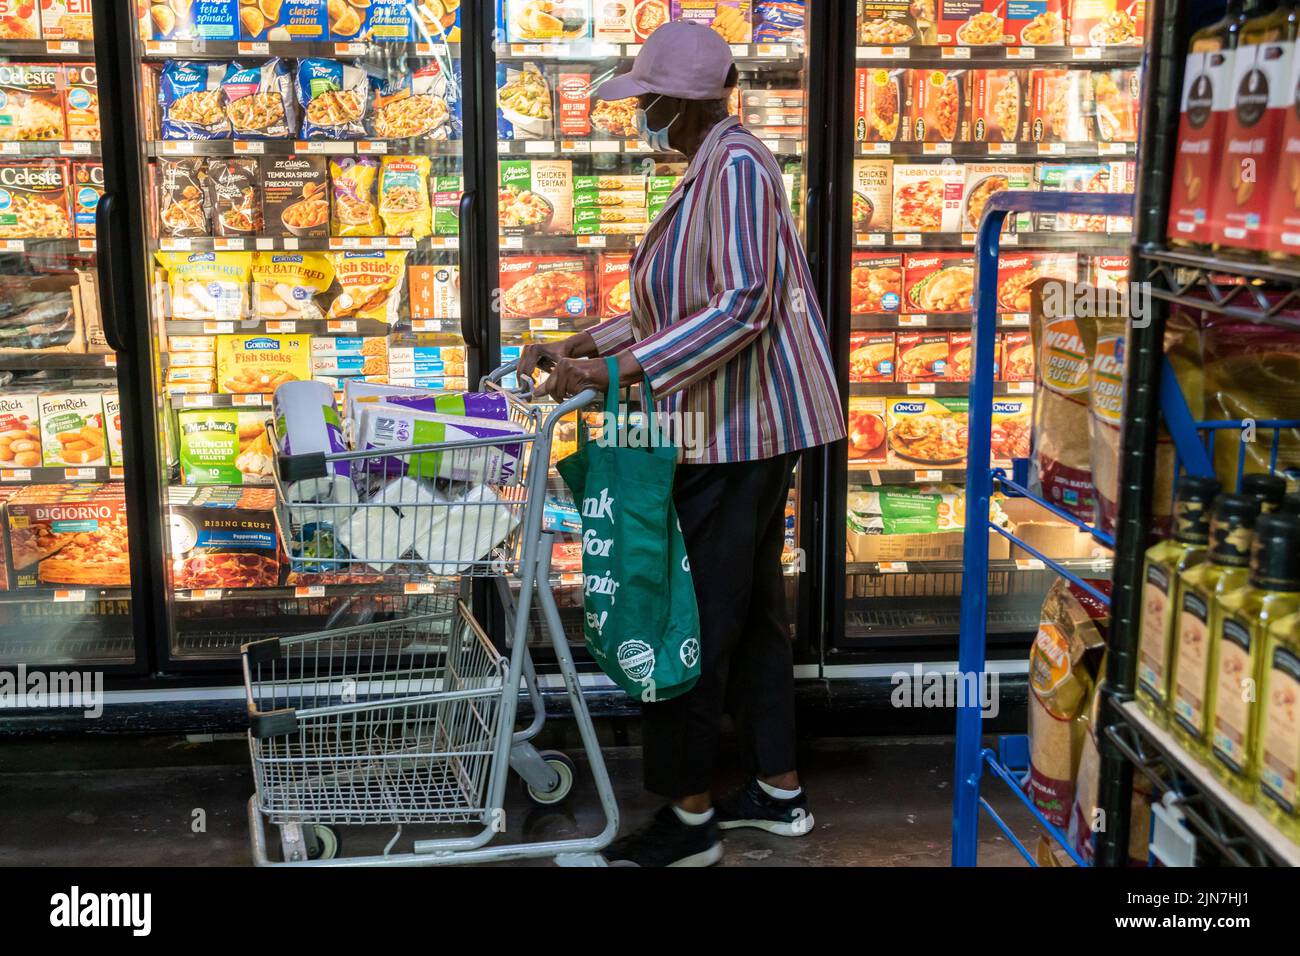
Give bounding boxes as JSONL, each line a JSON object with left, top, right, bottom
{"left": 384, "top": 391, "right": 511, "bottom": 422}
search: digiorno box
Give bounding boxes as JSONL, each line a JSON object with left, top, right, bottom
{"left": 851, "top": 159, "right": 893, "bottom": 232}
{"left": 214, "top": 334, "right": 311, "bottom": 395}
{"left": 7, "top": 485, "right": 129, "bottom": 588}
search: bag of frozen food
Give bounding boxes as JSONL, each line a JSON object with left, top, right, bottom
{"left": 371, "top": 62, "right": 457, "bottom": 140}
{"left": 754, "top": 1, "right": 805, "bottom": 43}
{"left": 159, "top": 60, "right": 231, "bottom": 140}
{"left": 206, "top": 158, "right": 263, "bottom": 237}
{"left": 250, "top": 252, "right": 334, "bottom": 322}
{"left": 296, "top": 58, "right": 371, "bottom": 140}
{"left": 328, "top": 250, "right": 407, "bottom": 325}
{"left": 158, "top": 158, "right": 211, "bottom": 238}
{"left": 222, "top": 59, "right": 297, "bottom": 139}
{"left": 1026, "top": 576, "right": 1108, "bottom": 829}
{"left": 156, "top": 251, "right": 251, "bottom": 323}
{"left": 378, "top": 155, "right": 432, "bottom": 238}
{"left": 329, "top": 156, "right": 381, "bottom": 236}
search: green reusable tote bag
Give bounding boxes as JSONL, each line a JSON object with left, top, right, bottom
{"left": 555, "top": 358, "right": 700, "bottom": 701}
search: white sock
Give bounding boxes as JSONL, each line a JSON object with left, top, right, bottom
{"left": 672, "top": 805, "right": 715, "bottom": 826}
{"left": 757, "top": 779, "right": 801, "bottom": 800}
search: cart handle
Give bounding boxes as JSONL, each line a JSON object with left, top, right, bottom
{"left": 482, "top": 359, "right": 540, "bottom": 400}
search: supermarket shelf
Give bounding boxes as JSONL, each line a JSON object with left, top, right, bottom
{"left": 854, "top": 231, "right": 1128, "bottom": 251}
{"left": 499, "top": 137, "right": 804, "bottom": 157}
{"left": 0, "top": 39, "right": 92, "bottom": 58}
{"left": 496, "top": 40, "right": 804, "bottom": 63}
{"left": 846, "top": 557, "right": 1111, "bottom": 576}
{"left": 169, "top": 393, "right": 272, "bottom": 410}
{"left": 854, "top": 44, "right": 1143, "bottom": 65}
{"left": 0, "top": 141, "right": 100, "bottom": 158}
{"left": 148, "top": 139, "right": 463, "bottom": 158}
{"left": 0, "top": 465, "right": 122, "bottom": 484}
{"left": 851, "top": 312, "right": 1031, "bottom": 329}
{"left": 1107, "top": 701, "right": 1300, "bottom": 867}
{"left": 847, "top": 463, "right": 1016, "bottom": 484}
{"left": 849, "top": 381, "right": 1034, "bottom": 396}
{"left": 140, "top": 39, "right": 461, "bottom": 60}
{"left": 163, "top": 317, "right": 457, "bottom": 336}
{"left": 172, "top": 575, "right": 585, "bottom": 604}
{"left": 1141, "top": 245, "right": 1300, "bottom": 329}
{"left": 855, "top": 141, "right": 1134, "bottom": 159}
{"left": 0, "top": 238, "right": 96, "bottom": 255}
{"left": 154, "top": 236, "right": 458, "bottom": 253}
{"left": 499, "top": 233, "right": 641, "bottom": 252}
{"left": 0, "top": 586, "right": 130, "bottom": 606}
{"left": 843, "top": 602, "right": 1039, "bottom": 641}
{"left": 0, "top": 352, "right": 115, "bottom": 370}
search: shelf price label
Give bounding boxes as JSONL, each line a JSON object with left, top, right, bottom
{"left": 233, "top": 141, "right": 265, "bottom": 155}
{"left": 404, "top": 581, "right": 438, "bottom": 595}
{"left": 238, "top": 42, "right": 270, "bottom": 55}
{"left": 1101, "top": 142, "right": 1129, "bottom": 155}
{"left": 922, "top": 142, "right": 951, "bottom": 155}
{"left": 104, "top": 354, "right": 117, "bottom": 368}
{"left": 576, "top": 235, "right": 606, "bottom": 248}
{"left": 46, "top": 40, "right": 80, "bottom": 53}
{"left": 214, "top": 238, "right": 245, "bottom": 250}
{"left": 877, "top": 562, "right": 909, "bottom": 573}
{"left": 988, "top": 142, "right": 1019, "bottom": 155}
{"left": 1006, "top": 47, "right": 1035, "bottom": 59}
{"left": 857, "top": 232, "right": 886, "bottom": 246}
{"left": 202, "top": 321, "right": 235, "bottom": 334}
{"left": 860, "top": 142, "right": 891, "bottom": 155}
{"left": 188, "top": 589, "right": 223, "bottom": 601}
{"left": 357, "top": 141, "right": 388, "bottom": 154}
{"left": 294, "top": 586, "right": 326, "bottom": 598}
{"left": 265, "top": 321, "right": 297, "bottom": 333}
{"left": 183, "top": 394, "right": 215, "bottom": 408}
{"left": 559, "top": 573, "right": 583, "bottom": 586}
{"left": 960, "top": 232, "right": 976, "bottom": 244}
{"left": 757, "top": 43, "right": 788, "bottom": 57}
{"left": 524, "top": 140, "right": 556, "bottom": 154}
{"left": 859, "top": 46, "right": 909, "bottom": 58}
{"left": 893, "top": 233, "right": 922, "bottom": 246}
{"left": 1002, "top": 313, "right": 1030, "bottom": 326}
{"left": 560, "top": 140, "right": 590, "bottom": 154}
{"left": 530, "top": 318, "right": 560, "bottom": 330}
{"left": 1016, "top": 558, "right": 1047, "bottom": 570}
{"left": 110, "top": 467, "right": 124, "bottom": 480}
{"left": 1072, "top": 46, "right": 1102, "bottom": 60}
{"left": 232, "top": 394, "right": 268, "bottom": 407}
{"left": 161, "top": 141, "right": 195, "bottom": 156}
{"left": 327, "top": 320, "right": 358, "bottom": 333}
{"left": 145, "top": 41, "right": 178, "bottom": 54}
{"left": 899, "top": 314, "right": 928, "bottom": 326}
{"left": 906, "top": 382, "right": 936, "bottom": 395}
{"left": 297, "top": 141, "right": 350, "bottom": 155}
{"left": 913, "top": 470, "right": 943, "bottom": 482}
{"left": 588, "top": 140, "right": 621, "bottom": 153}
{"left": 334, "top": 42, "right": 367, "bottom": 55}
{"left": 0, "top": 143, "right": 18, "bottom": 155}
{"left": 52, "top": 589, "right": 87, "bottom": 603}
{"left": 1006, "top": 381, "right": 1034, "bottom": 394}
{"left": 1037, "top": 142, "right": 1066, "bottom": 155}
{"left": 501, "top": 235, "right": 523, "bottom": 249}
{"left": 941, "top": 46, "right": 971, "bottom": 59}
{"left": 62, "top": 467, "right": 95, "bottom": 480}
{"left": 160, "top": 237, "right": 191, "bottom": 251}
{"left": 0, "top": 469, "right": 31, "bottom": 481}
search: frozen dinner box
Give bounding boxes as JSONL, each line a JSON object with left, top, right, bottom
{"left": 6, "top": 485, "right": 130, "bottom": 589}
{"left": 167, "top": 486, "right": 281, "bottom": 590}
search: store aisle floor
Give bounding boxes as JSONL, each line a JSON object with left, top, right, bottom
{"left": 0, "top": 734, "right": 1038, "bottom": 866}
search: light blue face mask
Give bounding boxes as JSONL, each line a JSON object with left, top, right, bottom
{"left": 634, "top": 95, "right": 680, "bottom": 153}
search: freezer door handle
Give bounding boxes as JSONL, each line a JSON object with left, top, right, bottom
{"left": 95, "top": 192, "right": 128, "bottom": 354}
{"left": 459, "top": 189, "right": 482, "bottom": 348}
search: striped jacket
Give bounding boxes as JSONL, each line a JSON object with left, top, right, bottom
{"left": 587, "top": 116, "right": 845, "bottom": 463}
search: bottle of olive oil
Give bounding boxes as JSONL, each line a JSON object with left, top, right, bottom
{"left": 1205, "top": 514, "right": 1300, "bottom": 796}
{"left": 1170, "top": 493, "right": 1260, "bottom": 756}
{"left": 1241, "top": 472, "right": 1288, "bottom": 513}
{"left": 1255, "top": 608, "right": 1300, "bottom": 839}
{"left": 1137, "top": 475, "right": 1222, "bottom": 725}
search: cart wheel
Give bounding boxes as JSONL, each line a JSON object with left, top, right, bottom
{"left": 308, "top": 825, "right": 340, "bottom": 861}
{"left": 523, "top": 751, "right": 576, "bottom": 806}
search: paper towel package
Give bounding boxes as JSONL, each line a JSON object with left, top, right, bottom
{"left": 272, "top": 380, "right": 351, "bottom": 501}
{"left": 356, "top": 403, "right": 526, "bottom": 483}
{"left": 335, "top": 476, "right": 445, "bottom": 572}
{"left": 411, "top": 483, "right": 520, "bottom": 575}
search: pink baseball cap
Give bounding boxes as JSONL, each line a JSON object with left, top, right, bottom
{"left": 595, "top": 20, "right": 736, "bottom": 102}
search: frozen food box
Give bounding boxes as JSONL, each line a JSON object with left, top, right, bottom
{"left": 857, "top": 0, "right": 927, "bottom": 46}
{"left": 70, "top": 160, "right": 103, "bottom": 240}
{"left": 632, "top": 0, "right": 671, "bottom": 41}
{"left": 497, "top": 63, "right": 553, "bottom": 141}
{"left": 431, "top": 175, "right": 463, "bottom": 236}
{"left": 895, "top": 330, "right": 951, "bottom": 381}
{"left": 855, "top": 68, "right": 906, "bottom": 143}
{"left": 594, "top": 0, "right": 636, "bottom": 42}
{"left": 1004, "top": 0, "right": 1066, "bottom": 45}
{"left": 885, "top": 396, "right": 970, "bottom": 466}
{"left": 499, "top": 255, "right": 592, "bottom": 319}
{"left": 556, "top": 71, "right": 592, "bottom": 138}
{"left": 176, "top": 408, "right": 272, "bottom": 485}
{"left": 7, "top": 485, "right": 130, "bottom": 588}
{"left": 503, "top": 0, "right": 592, "bottom": 41}
{"left": 38, "top": 390, "right": 106, "bottom": 466}
{"left": 63, "top": 63, "right": 100, "bottom": 142}
{"left": 995, "top": 252, "right": 1078, "bottom": 313}
{"left": 991, "top": 396, "right": 1032, "bottom": 461}
{"left": 332, "top": 0, "right": 418, "bottom": 41}
{"left": 947, "top": 330, "right": 972, "bottom": 382}
{"left": 102, "top": 390, "right": 122, "bottom": 468}
{"left": 959, "top": 162, "right": 1033, "bottom": 232}
{"left": 934, "top": 0, "right": 1005, "bottom": 46}
{"left": 1028, "top": 69, "right": 1094, "bottom": 143}
{"left": 849, "top": 331, "right": 897, "bottom": 382}
{"left": 262, "top": 155, "right": 328, "bottom": 239}
{"left": 215, "top": 334, "right": 311, "bottom": 395}
{"left": 145, "top": 0, "right": 238, "bottom": 40}
{"left": 902, "top": 252, "right": 974, "bottom": 313}
{"left": 328, "top": 250, "right": 407, "bottom": 325}
{"left": 498, "top": 159, "right": 574, "bottom": 235}
{"left": 1212, "top": 37, "right": 1294, "bottom": 252}
{"left": 1068, "top": 0, "right": 1145, "bottom": 47}
{"left": 0, "top": 159, "right": 73, "bottom": 239}
{"left": 574, "top": 205, "right": 648, "bottom": 234}
{"left": 673, "top": 2, "right": 752, "bottom": 43}
{"left": 892, "top": 163, "right": 964, "bottom": 232}
{"left": 1034, "top": 163, "right": 1109, "bottom": 231}
{"left": 907, "top": 69, "right": 965, "bottom": 143}
{"left": 851, "top": 158, "right": 894, "bottom": 233}
{"left": 0, "top": 63, "right": 66, "bottom": 142}
{"left": 850, "top": 252, "right": 903, "bottom": 313}
{"left": 409, "top": 264, "right": 460, "bottom": 320}
{"left": 238, "top": 0, "right": 328, "bottom": 40}
{"left": 1001, "top": 328, "right": 1033, "bottom": 381}
{"left": 40, "top": 0, "right": 95, "bottom": 41}
{"left": 0, "top": 0, "right": 41, "bottom": 39}
{"left": 967, "top": 70, "right": 1024, "bottom": 143}
{"left": 0, "top": 392, "right": 41, "bottom": 468}
{"left": 167, "top": 486, "right": 281, "bottom": 589}
{"left": 1093, "top": 69, "right": 1140, "bottom": 143}
{"left": 1087, "top": 254, "right": 1130, "bottom": 291}
{"left": 847, "top": 395, "right": 888, "bottom": 465}
{"left": 754, "top": 0, "right": 804, "bottom": 42}
{"left": 156, "top": 251, "right": 251, "bottom": 322}
{"left": 597, "top": 251, "right": 632, "bottom": 317}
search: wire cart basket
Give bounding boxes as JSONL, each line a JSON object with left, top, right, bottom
{"left": 243, "top": 364, "right": 618, "bottom": 866}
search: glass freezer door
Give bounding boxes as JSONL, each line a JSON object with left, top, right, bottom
{"left": 126, "top": 3, "right": 470, "bottom": 661}
{"left": 0, "top": 12, "right": 148, "bottom": 669}
{"left": 488, "top": 1, "right": 815, "bottom": 648}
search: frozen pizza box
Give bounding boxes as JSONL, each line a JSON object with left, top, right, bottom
{"left": 849, "top": 331, "right": 897, "bottom": 382}
{"left": 907, "top": 69, "right": 965, "bottom": 143}
{"left": 959, "top": 162, "right": 1032, "bottom": 232}
{"left": 934, "top": 0, "right": 1005, "bottom": 46}
{"left": 0, "top": 63, "right": 67, "bottom": 142}
{"left": 70, "top": 160, "right": 102, "bottom": 240}
{"left": 0, "top": 158, "right": 72, "bottom": 238}
{"left": 144, "top": 0, "right": 238, "bottom": 40}
{"left": 40, "top": 0, "right": 95, "bottom": 41}
{"left": 847, "top": 396, "right": 888, "bottom": 466}
{"left": 1068, "top": 0, "right": 1145, "bottom": 47}
{"left": 498, "top": 159, "right": 573, "bottom": 235}
{"left": 1028, "top": 69, "right": 1094, "bottom": 143}
{"left": 851, "top": 159, "right": 893, "bottom": 233}
{"left": 854, "top": 67, "right": 906, "bottom": 143}
{"left": 995, "top": 251, "right": 1077, "bottom": 313}
{"left": 7, "top": 486, "right": 130, "bottom": 589}
{"left": 0, "top": 0, "right": 40, "bottom": 39}
{"left": 891, "top": 163, "right": 963, "bottom": 232}
{"left": 63, "top": 62, "right": 100, "bottom": 142}
{"left": 238, "top": 0, "right": 328, "bottom": 40}
{"left": 166, "top": 485, "right": 281, "bottom": 590}
{"left": 261, "top": 155, "right": 328, "bottom": 239}
{"left": 967, "top": 69, "right": 1024, "bottom": 144}
{"left": 850, "top": 252, "right": 903, "bottom": 313}
{"left": 857, "top": 0, "right": 928, "bottom": 46}
{"left": 498, "top": 255, "right": 591, "bottom": 320}
{"left": 901, "top": 251, "right": 973, "bottom": 313}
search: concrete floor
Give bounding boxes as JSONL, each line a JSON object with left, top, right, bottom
{"left": 0, "top": 732, "right": 1040, "bottom": 866}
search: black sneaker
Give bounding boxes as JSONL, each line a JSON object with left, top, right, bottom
{"left": 602, "top": 805, "right": 723, "bottom": 867}
{"left": 715, "top": 779, "right": 815, "bottom": 837}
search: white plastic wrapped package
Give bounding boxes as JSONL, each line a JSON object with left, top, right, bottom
{"left": 356, "top": 402, "right": 526, "bottom": 483}
{"left": 412, "top": 484, "right": 520, "bottom": 574}
{"left": 335, "top": 476, "right": 445, "bottom": 572}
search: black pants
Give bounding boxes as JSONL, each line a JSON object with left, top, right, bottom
{"left": 641, "top": 452, "right": 797, "bottom": 798}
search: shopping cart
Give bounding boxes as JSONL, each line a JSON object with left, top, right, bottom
{"left": 242, "top": 363, "right": 619, "bottom": 866}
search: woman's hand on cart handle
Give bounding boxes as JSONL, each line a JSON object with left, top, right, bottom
{"left": 537, "top": 352, "right": 644, "bottom": 401}
{"left": 519, "top": 333, "right": 596, "bottom": 384}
